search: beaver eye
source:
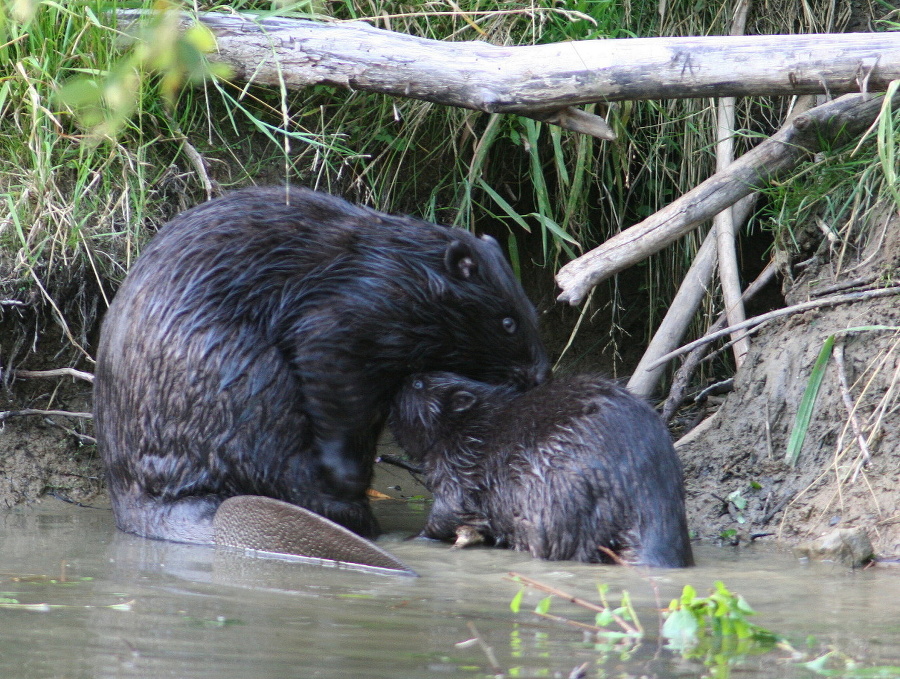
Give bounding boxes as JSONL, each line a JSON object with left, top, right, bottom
{"left": 412, "top": 379, "right": 425, "bottom": 390}
{"left": 502, "top": 317, "right": 517, "bottom": 334}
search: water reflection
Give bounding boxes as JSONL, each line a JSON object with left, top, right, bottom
{"left": 0, "top": 500, "right": 897, "bottom": 679}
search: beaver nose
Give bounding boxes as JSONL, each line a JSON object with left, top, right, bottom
{"left": 530, "top": 362, "right": 551, "bottom": 387}
{"left": 516, "top": 360, "right": 550, "bottom": 389}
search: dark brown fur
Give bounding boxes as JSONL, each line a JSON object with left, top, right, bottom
{"left": 94, "top": 186, "right": 548, "bottom": 545}
{"left": 390, "top": 372, "right": 694, "bottom": 567}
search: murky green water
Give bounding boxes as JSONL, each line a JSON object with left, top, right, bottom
{"left": 0, "top": 498, "right": 897, "bottom": 679}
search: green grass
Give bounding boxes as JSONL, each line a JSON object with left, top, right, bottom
{"left": 1, "top": 0, "right": 895, "bottom": 374}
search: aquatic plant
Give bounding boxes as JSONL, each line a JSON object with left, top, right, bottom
{"left": 509, "top": 572, "right": 781, "bottom": 678}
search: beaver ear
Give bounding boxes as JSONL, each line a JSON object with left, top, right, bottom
{"left": 479, "top": 234, "right": 500, "bottom": 249}
{"left": 445, "top": 241, "right": 478, "bottom": 280}
{"left": 450, "top": 390, "right": 477, "bottom": 413}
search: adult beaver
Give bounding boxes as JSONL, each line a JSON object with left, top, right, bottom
{"left": 94, "top": 186, "right": 548, "bottom": 546}
{"left": 390, "top": 372, "right": 694, "bottom": 567}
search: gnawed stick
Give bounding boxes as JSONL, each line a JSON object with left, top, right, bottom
{"left": 714, "top": 0, "right": 752, "bottom": 368}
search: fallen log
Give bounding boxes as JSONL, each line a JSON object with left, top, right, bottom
{"left": 115, "top": 9, "right": 900, "bottom": 139}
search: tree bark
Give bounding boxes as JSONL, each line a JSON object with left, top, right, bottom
{"left": 117, "top": 10, "right": 900, "bottom": 109}
{"left": 555, "top": 91, "right": 897, "bottom": 306}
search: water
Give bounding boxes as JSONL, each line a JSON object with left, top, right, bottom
{"left": 0, "top": 499, "right": 897, "bottom": 679}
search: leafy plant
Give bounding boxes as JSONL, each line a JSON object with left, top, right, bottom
{"left": 508, "top": 572, "right": 782, "bottom": 677}
{"left": 662, "top": 581, "right": 780, "bottom": 655}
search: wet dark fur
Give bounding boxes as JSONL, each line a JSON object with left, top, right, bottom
{"left": 390, "top": 373, "right": 694, "bottom": 567}
{"left": 94, "top": 186, "right": 548, "bottom": 545}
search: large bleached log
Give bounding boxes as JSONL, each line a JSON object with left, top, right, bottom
{"left": 117, "top": 10, "right": 900, "bottom": 111}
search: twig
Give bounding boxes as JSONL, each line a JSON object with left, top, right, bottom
{"left": 809, "top": 274, "right": 887, "bottom": 298}
{"left": 166, "top": 113, "right": 217, "bottom": 200}
{"left": 41, "top": 418, "right": 97, "bottom": 445}
{"left": 533, "top": 611, "right": 604, "bottom": 633}
{"left": 507, "top": 572, "right": 640, "bottom": 636}
{"left": 596, "top": 545, "right": 628, "bottom": 566}
{"left": 462, "top": 622, "right": 502, "bottom": 675}
{"left": 12, "top": 368, "right": 94, "bottom": 384}
{"left": 760, "top": 491, "right": 795, "bottom": 525}
{"left": 508, "top": 572, "right": 606, "bottom": 613}
{"left": 0, "top": 409, "right": 93, "bottom": 422}
{"left": 648, "top": 286, "right": 900, "bottom": 371}
{"left": 833, "top": 340, "right": 872, "bottom": 483}
{"left": 661, "top": 260, "right": 777, "bottom": 420}
{"left": 376, "top": 454, "right": 424, "bottom": 475}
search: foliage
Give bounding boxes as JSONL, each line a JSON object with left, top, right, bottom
{"left": 507, "top": 569, "right": 899, "bottom": 677}
{"left": 1, "top": 0, "right": 894, "bottom": 375}
{"left": 661, "top": 581, "right": 780, "bottom": 658}
{"left": 785, "top": 334, "right": 835, "bottom": 467}
{"left": 508, "top": 572, "right": 781, "bottom": 677}
{"left": 57, "top": 2, "right": 231, "bottom": 139}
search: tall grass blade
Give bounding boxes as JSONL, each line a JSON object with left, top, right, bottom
{"left": 785, "top": 335, "right": 836, "bottom": 467}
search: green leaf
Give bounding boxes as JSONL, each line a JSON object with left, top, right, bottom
{"left": 785, "top": 335, "right": 835, "bottom": 466}
{"left": 595, "top": 609, "right": 614, "bottom": 627}
{"left": 662, "top": 608, "right": 700, "bottom": 649}
{"left": 534, "top": 596, "right": 552, "bottom": 615}
{"left": 509, "top": 588, "right": 524, "bottom": 614}
{"left": 477, "top": 178, "right": 531, "bottom": 233}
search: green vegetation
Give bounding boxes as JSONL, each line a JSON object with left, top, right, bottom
{"left": 785, "top": 334, "right": 835, "bottom": 467}
{"left": 1, "top": 0, "right": 896, "bottom": 372}
{"left": 509, "top": 573, "right": 779, "bottom": 676}
{"left": 508, "top": 572, "right": 900, "bottom": 679}
{"left": 0, "top": 0, "right": 898, "bottom": 369}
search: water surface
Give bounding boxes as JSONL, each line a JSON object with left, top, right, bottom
{"left": 0, "top": 499, "right": 897, "bottom": 679}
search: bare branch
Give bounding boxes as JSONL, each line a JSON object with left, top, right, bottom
{"left": 647, "top": 286, "right": 900, "bottom": 370}
{"left": 0, "top": 409, "right": 93, "bottom": 422}
{"left": 13, "top": 368, "right": 95, "bottom": 384}
{"left": 556, "top": 92, "right": 897, "bottom": 305}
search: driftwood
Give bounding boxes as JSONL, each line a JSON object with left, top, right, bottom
{"left": 626, "top": 94, "right": 815, "bottom": 398}
{"left": 556, "top": 91, "right": 898, "bottom": 306}
{"left": 116, "top": 9, "right": 900, "bottom": 140}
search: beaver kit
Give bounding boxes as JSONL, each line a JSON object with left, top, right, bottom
{"left": 94, "top": 186, "right": 548, "bottom": 546}
{"left": 390, "top": 372, "right": 694, "bottom": 567}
